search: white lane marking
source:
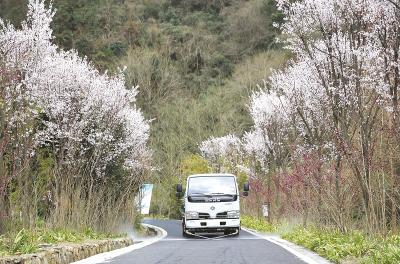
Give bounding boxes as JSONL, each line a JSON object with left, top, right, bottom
{"left": 71, "top": 223, "right": 168, "bottom": 264}
{"left": 242, "top": 228, "right": 332, "bottom": 264}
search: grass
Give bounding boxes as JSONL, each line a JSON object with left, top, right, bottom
{"left": 241, "top": 215, "right": 400, "bottom": 264}
{"left": 241, "top": 215, "right": 278, "bottom": 233}
{"left": 282, "top": 226, "right": 400, "bottom": 264}
{"left": 0, "top": 227, "right": 123, "bottom": 257}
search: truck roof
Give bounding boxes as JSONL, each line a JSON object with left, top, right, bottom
{"left": 187, "top": 173, "right": 236, "bottom": 178}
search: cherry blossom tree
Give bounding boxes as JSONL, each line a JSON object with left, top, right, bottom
{"left": 0, "top": 0, "right": 151, "bottom": 229}
{"left": 199, "top": 134, "right": 242, "bottom": 172}
{"left": 274, "top": 0, "right": 392, "bottom": 227}
{"left": 212, "top": 0, "right": 400, "bottom": 230}
{"left": 370, "top": 0, "right": 400, "bottom": 229}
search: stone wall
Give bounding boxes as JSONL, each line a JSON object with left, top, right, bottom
{"left": 0, "top": 226, "right": 158, "bottom": 264}
{"left": 0, "top": 238, "right": 133, "bottom": 264}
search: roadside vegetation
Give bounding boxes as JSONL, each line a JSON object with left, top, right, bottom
{"left": 283, "top": 226, "right": 400, "bottom": 264}
{"left": 0, "top": 224, "right": 122, "bottom": 256}
{"left": 240, "top": 215, "right": 277, "bottom": 233}
{"left": 242, "top": 217, "right": 400, "bottom": 263}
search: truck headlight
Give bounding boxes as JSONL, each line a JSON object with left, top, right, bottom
{"left": 227, "top": 210, "right": 240, "bottom": 219}
{"left": 185, "top": 211, "right": 199, "bottom": 220}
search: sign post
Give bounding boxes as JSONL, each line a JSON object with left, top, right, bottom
{"left": 138, "top": 184, "right": 153, "bottom": 215}
{"left": 262, "top": 204, "right": 269, "bottom": 218}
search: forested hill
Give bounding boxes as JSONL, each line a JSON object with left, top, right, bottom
{"left": 1, "top": 0, "right": 286, "bottom": 215}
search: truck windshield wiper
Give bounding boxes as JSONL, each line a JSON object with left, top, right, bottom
{"left": 188, "top": 192, "right": 211, "bottom": 197}
{"left": 208, "top": 192, "right": 236, "bottom": 196}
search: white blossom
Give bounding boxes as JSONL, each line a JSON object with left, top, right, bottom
{"left": 250, "top": 89, "right": 288, "bottom": 128}
{"left": 0, "top": 0, "right": 151, "bottom": 180}
{"left": 199, "top": 134, "right": 241, "bottom": 163}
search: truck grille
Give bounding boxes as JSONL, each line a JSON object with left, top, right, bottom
{"left": 216, "top": 212, "right": 227, "bottom": 218}
{"left": 198, "top": 213, "right": 210, "bottom": 219}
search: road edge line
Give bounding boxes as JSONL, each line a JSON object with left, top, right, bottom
{"left": 242, "top": 227, "right": 332, "bottom": 264}
{"left": 71, "top": 223, "right": 168, "bottom": 264}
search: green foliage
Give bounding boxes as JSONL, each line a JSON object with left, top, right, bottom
{"left": 222, "top": 0, "right": 282, "bottom": 57}
{"left": 182, "top": 11, "right": 222, "bottom": 30}
{"left": 241, "top": 215, "right": 278, "bottom": 233}
{"left": 35, "top": 149, "right": 55, "bottom": 219}
{"left": 11, "top": 229, "right": 37, "bottom": 255}
{"left": 141, "top": 1, "right": 161, "bottom": 20}
{"left": 282, "top": 226, "right": 400, "bottom": 264}
{"left": 0, "top": 229, "right": 38, "bottom": 256}
{"left": 236, "top": 170, "right": 248, "bottom": 191}
{"left": 179, "top": 154, "right": 211, "bottom": 176}
{"left": 242, "top": 218, "right": 400, "bottom": 263}
{"left": 0, "top": 235, "right": 6, "bottom": 256}
{"left": 209, "top": 53, "right": 234, "bottom": 78}
{"left": 0, "top": 0, "right": 27, "bottom": 25}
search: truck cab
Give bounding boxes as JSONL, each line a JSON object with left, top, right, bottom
{"left": 176, "top": 173, "right": 249, "bottom": 237}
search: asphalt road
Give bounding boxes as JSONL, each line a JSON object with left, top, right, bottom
{"left": 102, "top": 219, "right": 306, "bottom": 264}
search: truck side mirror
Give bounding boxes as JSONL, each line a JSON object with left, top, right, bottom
{"left": 242, "top": 182, "right": 249, "bottom": 197}
{"left": 176, "top": 184, "right": 183, "bottom": 198}
{"left": 243, "top": 182, "right": 249, "bottom": 192}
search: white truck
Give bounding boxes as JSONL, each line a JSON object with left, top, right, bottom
{"left": 176, "top": 173, "right": 249, "bottom": 237}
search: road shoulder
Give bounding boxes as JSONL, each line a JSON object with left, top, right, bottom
{"left": 242, "top": 228, "right": 333, "bottom": 264}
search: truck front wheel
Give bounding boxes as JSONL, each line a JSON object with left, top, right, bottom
{"left": 182, "top": 225, "right": 190, "bottom": 237}
{"left": 224, "top": 228, "right": 240, "bottom": 236}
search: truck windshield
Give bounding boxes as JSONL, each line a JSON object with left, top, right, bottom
{"left": 188, "top": 176, "right": 237, "bottom": 195}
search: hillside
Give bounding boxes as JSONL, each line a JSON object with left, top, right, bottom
{"left": 2, "top": 1, "right": 400, "bottom": 263}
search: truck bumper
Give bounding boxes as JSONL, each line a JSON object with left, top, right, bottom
{"left": 185, "top": 219, "right": 240, "bottom": 230}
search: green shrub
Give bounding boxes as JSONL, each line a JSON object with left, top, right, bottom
{"left": 209, "top": 53, "right": 234, "bottom": 78}
{"left": 0, "top": 235, "right": 6, "bottom": 257}
{"left": 241, "top": 215, "right": 278, "bottom": 233}
{"left": 182, "top": 11, "right": 220, "bottom": 28}
{"left": 160, "top": 8, "right": 181, "bottom": 25}
{"left": 109, "top": 42, "right": 127, "bottom": 57}
{"left": 75, "top": 38, "right": 94, "bottom": 56}
{"left": 10, "top": 229, "right": 38, "bottom": 255}
{"left": 142, "top": 3, "right": 160, "bottom": 20}
{"left": 179, "top": 154, "right": 211, "bottom": 176}
{"left": 282, "top": 226, "right": 400, "bottom": 264}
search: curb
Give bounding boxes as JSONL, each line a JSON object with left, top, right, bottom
{"left": 70, "top": 223, "right": 167, "bottom": 264}
{"left": 242, "top": 227, "right": 333, "bottom": 264}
